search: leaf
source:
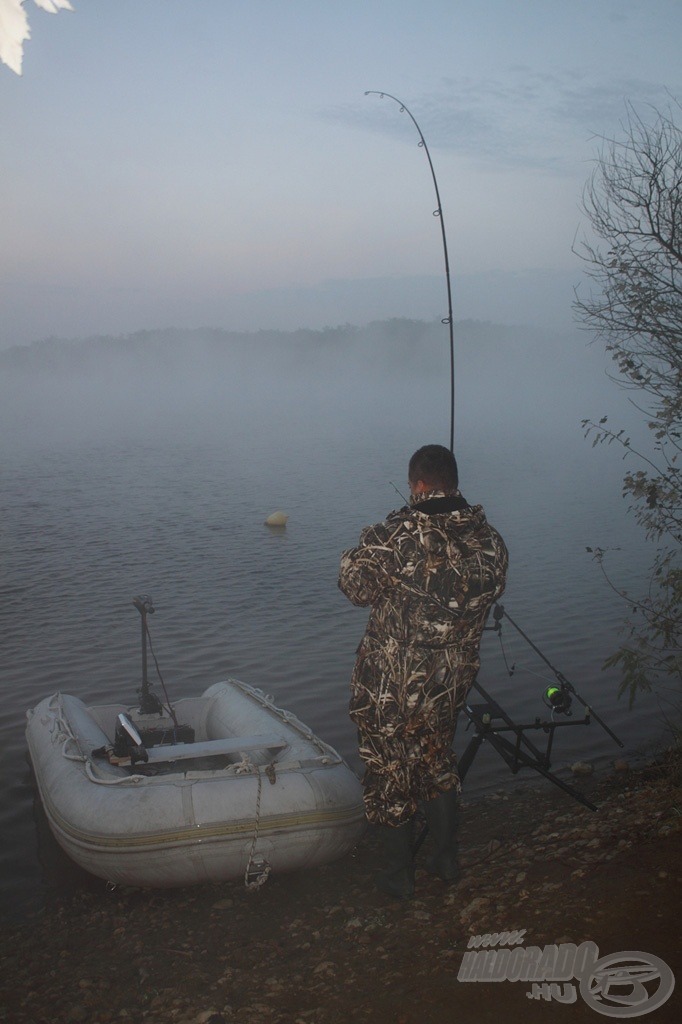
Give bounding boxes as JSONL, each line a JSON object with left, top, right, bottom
{"left": 0, "top": 0, "right": 29, "bottom": 75}
{"left": 0, "top": 0, "right": 74, "bottom": 76}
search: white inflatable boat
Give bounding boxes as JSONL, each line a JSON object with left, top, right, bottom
{"left": 26, "top": 676, "right": 365, "bottom": 889}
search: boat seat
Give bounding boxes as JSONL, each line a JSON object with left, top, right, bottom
{"left": 144, "top": 734, "right": 288, "bottom": 764}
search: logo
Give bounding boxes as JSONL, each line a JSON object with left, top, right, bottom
{"left": 458, "top": 932, "right": 675, "bottom": 1018}
{"left": 580, "top": 951, "right": 676, "bottom": 1018}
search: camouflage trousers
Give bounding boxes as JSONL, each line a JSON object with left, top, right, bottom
{"left": 349, "top": 633, "right": 478, "bottom": 826}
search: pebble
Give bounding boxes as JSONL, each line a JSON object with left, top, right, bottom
{"left": 313, "top": 961, "right": 336, "bottom": 976}
{"left": 571, "top": 761, "right": 594, "bottom": 775}
{"left": 459, "top": 896, "right": 491, "bottom": 926}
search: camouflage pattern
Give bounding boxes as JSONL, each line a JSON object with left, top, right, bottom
{"left": 339, "top": 491, "right": 508, "bottom": 826}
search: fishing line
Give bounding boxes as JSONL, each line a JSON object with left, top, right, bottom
{"left": 366, "top": 90, "right": 456, "bottom": 452}
{"left": 494, "top": 626, "right": 516, "bottom": 678}
{"left": 487, "top": 608, "right": 577, "bottom": 694}
{"left": 389, "top": 480, "right": 409, "bottom": 504}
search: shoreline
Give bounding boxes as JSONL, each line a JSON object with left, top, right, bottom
{"left": 1, "top": 749, "right": 680, "bottom": 1024}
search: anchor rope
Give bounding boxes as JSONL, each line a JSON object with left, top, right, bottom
{"left": 234, "top": 756, "right": 272, "bottom": 890}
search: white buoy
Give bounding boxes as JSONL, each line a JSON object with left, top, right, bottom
{"left": 264, "top": 511, "right": 288, "bottom": 527}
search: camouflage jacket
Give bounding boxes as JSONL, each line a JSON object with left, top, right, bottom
{"left": 339, "top": 491, "right": 508, "bottom": 653}
{"left": 339, "top": 491, "right": 508, "bottom": 822}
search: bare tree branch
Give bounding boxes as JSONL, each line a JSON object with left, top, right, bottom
{"left": 575, "top": 101, "right": 682, "bottom": 706}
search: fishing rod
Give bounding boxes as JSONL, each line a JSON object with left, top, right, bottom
{"left": 366, "top": 90, "right": 456, "bottom": 453}
{"left": 490, "top": 603, "right": 625, "bottom": 749}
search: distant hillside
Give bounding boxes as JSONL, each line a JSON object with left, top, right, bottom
{"left": 0, "top": 318, "right": 545, "bottom": 380}
{"left": 2, "top": 317, "right": 629, "bottom": 451}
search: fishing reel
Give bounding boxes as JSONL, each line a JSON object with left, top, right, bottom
{"left": 542, "top": 683, "right": 573, "bottom": 716}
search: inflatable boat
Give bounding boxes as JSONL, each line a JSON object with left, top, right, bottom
{"left": 25, "top": 598, "right": 365, "bottom": 889}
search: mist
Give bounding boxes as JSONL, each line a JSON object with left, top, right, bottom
{"left": 0, "top": 317, "right": 642, "bottom": 458}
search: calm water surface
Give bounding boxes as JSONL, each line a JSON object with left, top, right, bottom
{"left": 0, "top": 332, "right": 667, "bottom": 915}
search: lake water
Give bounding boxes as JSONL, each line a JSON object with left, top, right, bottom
{"left": 0, "top": 323, "right": 668, "bottom": 915}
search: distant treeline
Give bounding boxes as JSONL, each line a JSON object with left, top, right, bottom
{"left": 0, "top": 318, "right": 534, "bottom": 378}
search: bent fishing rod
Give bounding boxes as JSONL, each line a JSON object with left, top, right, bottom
{"left": 366, "top": 90, "right": 456, "bottom": 452}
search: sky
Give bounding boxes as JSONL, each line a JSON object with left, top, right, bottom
{"left": 1, "top": 0, "right": 681, "bottom": 348}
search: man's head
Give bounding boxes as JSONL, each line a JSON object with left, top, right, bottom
{"left": 408, "top": 445, "right": 459, "bottom": 496}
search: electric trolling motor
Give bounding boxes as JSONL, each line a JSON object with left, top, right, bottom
{"left": 133, "top": 594, "right": 165, "bottom": 716}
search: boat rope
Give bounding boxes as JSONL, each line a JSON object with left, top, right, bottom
{"left": 234, "top": 755, "right": 272, "bottom": 890}
{"left": 62, "top": 736, "right": 87, "bottom": 762}
{"left": 230, "top": 679, "right": 334, "bottom": 758}
{"left": 49, "top": 703, "right": 87, "bottom": 763}
{"left": 84, "top": 761, "right": 146, "bottom": 785}
{"left": 50, "top": 705, "right": 145, "bottom": 782}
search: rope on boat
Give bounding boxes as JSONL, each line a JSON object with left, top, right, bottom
{"left": 62, "top": 737, "right": 87, "bottom": 762}
{"left": 46, "top": 697, "right": 146, "bottom": 784}
{"left": 234, "top": 755, "right": 272, "bottom": 890}
{"left": 234, "top": 680, "right": 329, "bottom": 757}
{"left": 84, "top": 761, "right": 146, "bottom": 785}
{"left": 49, "top": 700, "right": 87, "bottom": 763}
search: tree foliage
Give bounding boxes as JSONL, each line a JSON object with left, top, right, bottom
{"left": 574, "top": 102, "right": 681, "bottom": 708}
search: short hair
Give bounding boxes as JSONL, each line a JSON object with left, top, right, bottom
{"left": 408, "top": 444, "right": 459, "bottom": 492}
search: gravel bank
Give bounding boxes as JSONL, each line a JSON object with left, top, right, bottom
{"left": 2, "top": 751, "right": 680, "bottom": 1024}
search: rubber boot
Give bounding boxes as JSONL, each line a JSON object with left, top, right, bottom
{"left": 375, "top": 821, "right": 415, "bottom": 898}
{"left": 424, "top": 789, "right": 459, "bottom": 882}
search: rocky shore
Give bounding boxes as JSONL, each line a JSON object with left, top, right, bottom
{"left": 1, "top": 750, "right": 680, "bottom": 1024}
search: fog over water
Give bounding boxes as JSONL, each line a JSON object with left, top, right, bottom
{"left": 0, "top": 318, "right": 665, "bottom": 912}
{"left": 0, "top": 318, "right": 647, "bottom": 446}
